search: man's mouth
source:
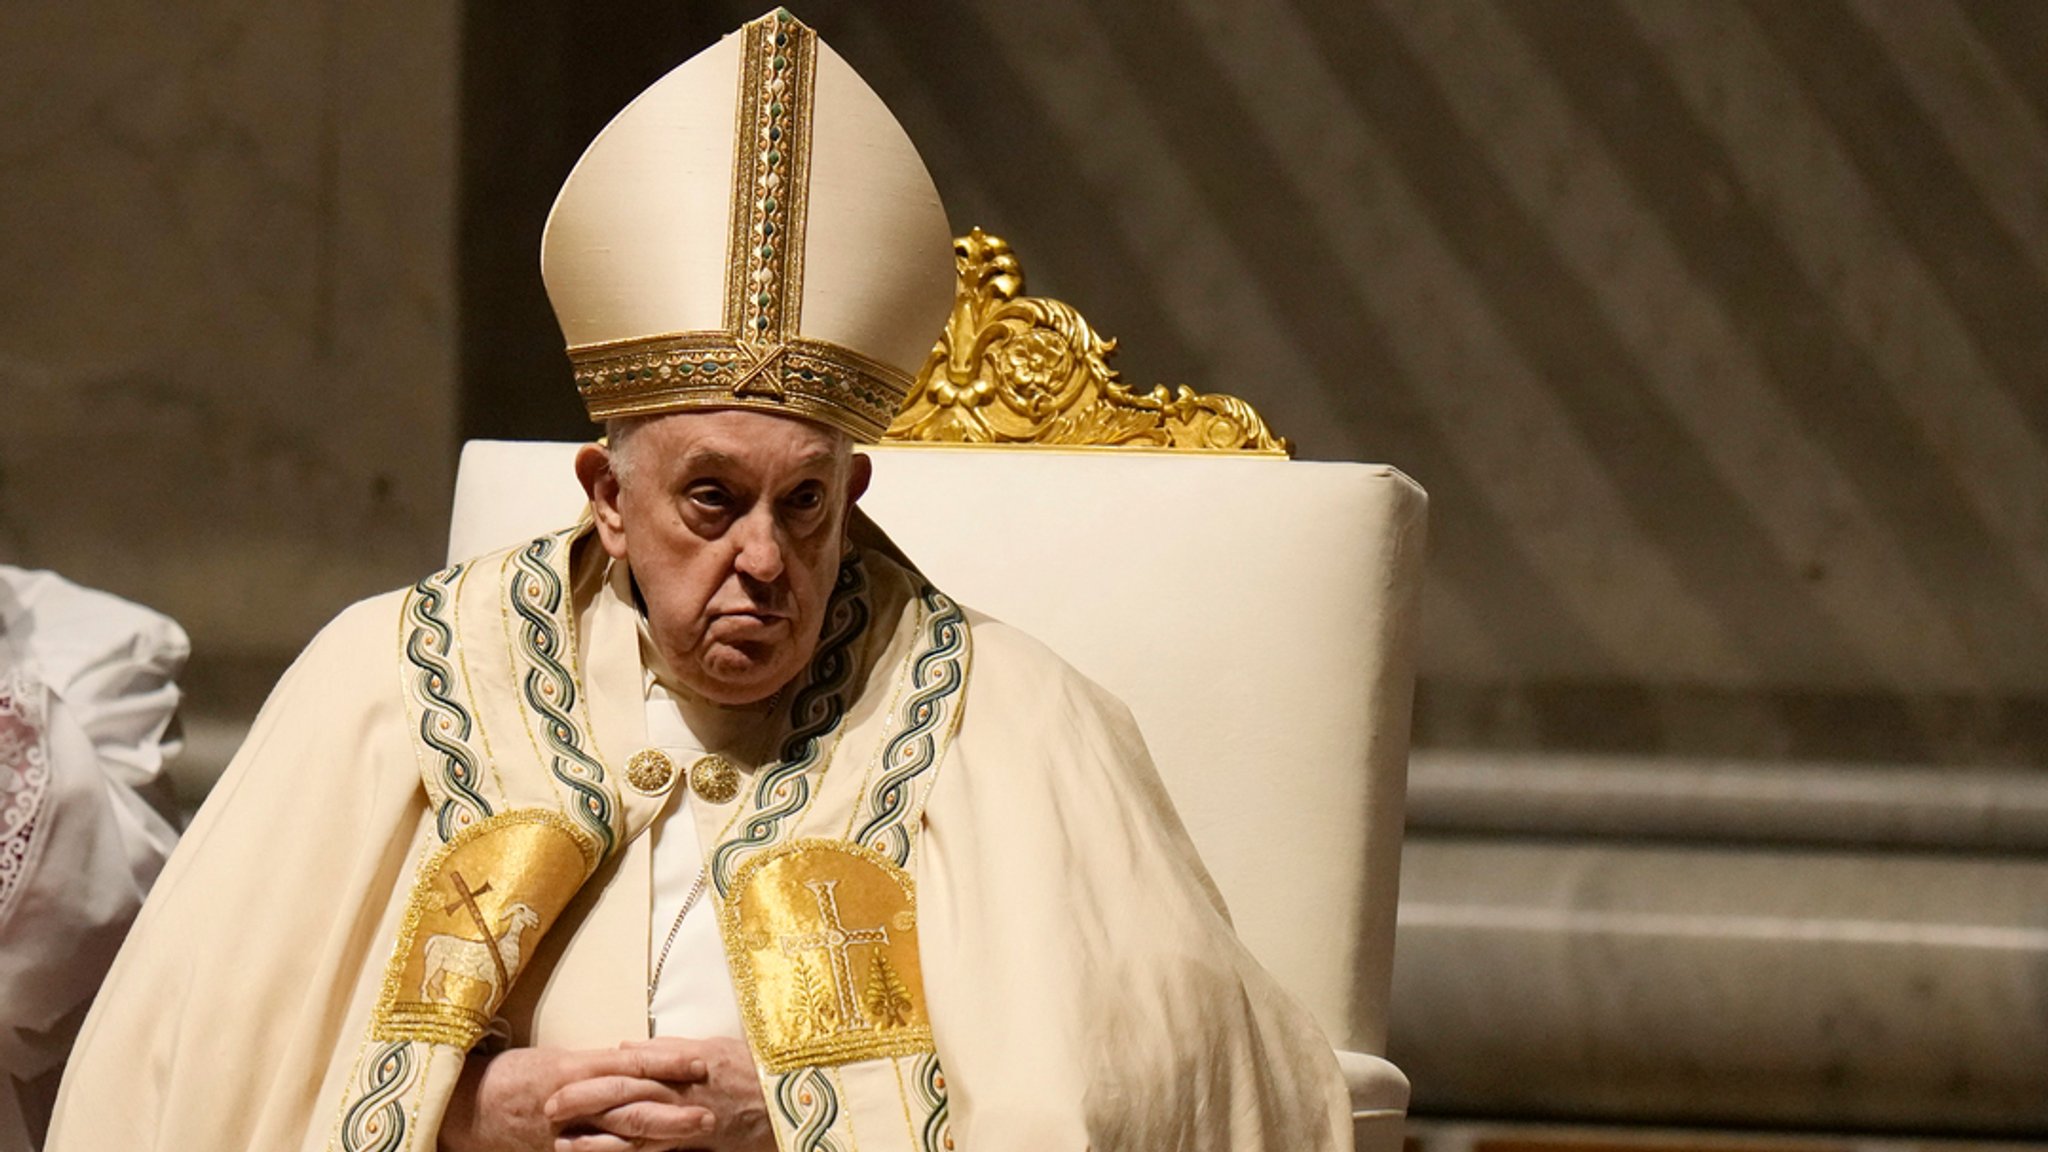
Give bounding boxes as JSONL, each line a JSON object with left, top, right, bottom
{"left": 710, "top": 611, "right": 790, "bottom": 631}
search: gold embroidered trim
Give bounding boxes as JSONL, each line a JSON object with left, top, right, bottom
{"left": 372, "top": 809, "right": 600, "bottom": 1049}
{"left": 720, "top": 839, "right": 934, "bottom": 1073}
{"left": 835, "top": 596, "right": 926, "bottom": 844}
{"left": 725, "top": 9, "right": 816, "bottom": 345}
{"left": 571, "top": 331, "right": 911, "bottom": 441}
{"left": 496, "top": 532, "right": 620, "bottom": 857}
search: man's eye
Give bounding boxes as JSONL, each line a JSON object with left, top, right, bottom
{"left": 687, "top": 485, "right": 733, "bottom": 511}
{"left": 784, "top": 484, "right": 825, "bottom": 511}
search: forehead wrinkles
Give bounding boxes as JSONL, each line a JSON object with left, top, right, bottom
{"left": 672, "top": 442, "right": 842, "bottom": 476}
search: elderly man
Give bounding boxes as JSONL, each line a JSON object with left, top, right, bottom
{"left": 50, "top": 11, "right": 1350, "bottom": 1152}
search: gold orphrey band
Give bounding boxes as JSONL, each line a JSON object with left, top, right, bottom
{"left": 726, "top": 9, "right": 815, "bottom": 344}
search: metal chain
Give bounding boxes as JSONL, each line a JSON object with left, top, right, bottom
{"left": 643, "top": 692, "right": 781, "bottom": 1022}
{"left": 647, "top": 864, "right": 712, "bottom": 1003}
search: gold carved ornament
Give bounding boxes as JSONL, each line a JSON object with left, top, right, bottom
{"left": 884, "top": 229, "right": 1292, "bottom": 455}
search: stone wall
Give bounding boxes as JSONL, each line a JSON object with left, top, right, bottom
{"left": 0, "top": 0, "right": 459, "bottom": 752}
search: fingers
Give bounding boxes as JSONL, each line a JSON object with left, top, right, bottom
{"left": 564, "top": 1040, "right": 712, "bottom": 1085}
{"left": 553, "top": 1135, "right": 637, "bottom": 1152}
{"left": 549, "top": 1104, "right": 716, "bottom": 1152}
{"left": 546, "top": 1075, "right": 665, "bottom": 1125}
{"left": 603, "top": 1102, "right": 718, "bottom": 1140}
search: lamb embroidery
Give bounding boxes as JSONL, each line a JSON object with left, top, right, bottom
{"left": 370, "top": 808, "right": 598, "bottom": 1049}
{"left": 421, "top": 870, "right": 541, "bottom": 1006}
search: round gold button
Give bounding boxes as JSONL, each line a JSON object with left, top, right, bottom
{"left": 624, "top": 748, "right": 676, "bottom": 794}
{"left": 690, "top": 753, "right": 741, "bottom": 804}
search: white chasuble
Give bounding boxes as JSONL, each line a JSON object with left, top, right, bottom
{"left": 49, "top": 519, "right": 1353, "bottom": 1152}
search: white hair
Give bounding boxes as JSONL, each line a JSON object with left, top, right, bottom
{"left": 603, "top": 416, "right": 650, "bottom": 488}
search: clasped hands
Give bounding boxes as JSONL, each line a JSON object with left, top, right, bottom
{"left": 440, "top": 1036, "right": 773, "bottom": 1152}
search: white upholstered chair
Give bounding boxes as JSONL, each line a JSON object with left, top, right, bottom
{"left": 447, "top": 234, "right": 1426, "bottom": 1151}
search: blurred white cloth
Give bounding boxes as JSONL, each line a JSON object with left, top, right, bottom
{"left": 0, "top": 568, "right": 187, "bottom": 1152}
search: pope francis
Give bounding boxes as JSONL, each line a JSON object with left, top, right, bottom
{"left": 47, "top": 11, "right": 1353, "bottom": 1151}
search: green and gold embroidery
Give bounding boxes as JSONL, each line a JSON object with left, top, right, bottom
{"left": 772, "top": 1066, "right": 847, "bottom": 1152}
{"left": 504, "top": 531, "right": 619, "bottom": 858}
{"left": 850, "top": 586, "right": 969, "bottom": 866}
{"left": 333, "top": 1041, "right": 417, "bottom": 1152}
{"left": 402, "top": 561, "right": 493, "bottom": 839}
{"left": 710, "top": 554, "right": 872, "bottom": 894}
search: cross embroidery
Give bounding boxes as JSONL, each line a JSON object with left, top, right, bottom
{"left": 778, "top": 879, "right": 889, "bottom": 1030}
{"left": 444, "top": 871, "right": 509, "bottom": 992}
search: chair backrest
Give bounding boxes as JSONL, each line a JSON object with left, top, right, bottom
{"left": 447, "top": 440, "right": 1426, "bottom": 1053}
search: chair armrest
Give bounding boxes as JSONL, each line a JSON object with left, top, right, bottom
{"left": 1338, "top": 1049, "right": 1410, "bottom": 1152}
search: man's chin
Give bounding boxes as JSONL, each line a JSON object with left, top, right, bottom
{"left": 689, "top": 644, "right": 798, "bottom": 705}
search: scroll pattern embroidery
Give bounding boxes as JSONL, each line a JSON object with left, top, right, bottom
{"left": 772, "top": 1067, "right": 847, "bottom": 1152}
{"left": 336, "top": 1040, "right": 416, "bottom": 1152}
{"left": 711, "top": 555, "right": 871, "bottom": 894}
{"left": 402, "top": 563, "right": 493, "bottom": 839}
{"left": 508, "top": 533, "right": 616, "bottom": 858}
{"left": 852, "top": 586, "right": 968, "bottom": 866}
{"left": 914, "top": 1050, "right": 951, "bottom": 1152}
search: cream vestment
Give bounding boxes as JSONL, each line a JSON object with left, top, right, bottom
{"left": 49, "top": 525, "right": 1353, "bottom": 1151}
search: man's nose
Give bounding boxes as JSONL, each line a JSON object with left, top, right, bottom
{"left": 732, "top": 510, "right": 786, "bottom": 583}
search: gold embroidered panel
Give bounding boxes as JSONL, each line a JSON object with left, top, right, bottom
{"left": 886, "top": 228, "right": 1292, "bottom": 454}
{"left": 720, "top": 839, "right": 932, "bottom": 1073}
{"left": 375, "top": 809, "right": 599, "bottom": 1048}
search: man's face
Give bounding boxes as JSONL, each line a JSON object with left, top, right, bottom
{"left": 579, "top": 409, "right": 871, "bottom": 706}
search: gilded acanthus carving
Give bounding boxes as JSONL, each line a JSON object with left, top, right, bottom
{"left": 885, "top": 229, "right": 1292, "bottom": 455}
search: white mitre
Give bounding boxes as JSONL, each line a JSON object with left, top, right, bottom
{"left": 542, "top": 8, "right": 955, "bottom": 442}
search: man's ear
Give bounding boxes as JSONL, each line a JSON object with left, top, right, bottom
{"left": 846, "top": 451, "right": 873, "bottom": 511}
{"left": 575, "top": 442, "right": 630, "bottom": 560}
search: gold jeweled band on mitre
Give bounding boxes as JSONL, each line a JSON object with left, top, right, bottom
{"left": 572, "top": 332, "right": 912, "bottom": 442}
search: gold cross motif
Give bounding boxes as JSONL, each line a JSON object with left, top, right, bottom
{"left": 444, "top": 871, "right": 510, "bottom": 993}
{"left": 776, "top": 879, "right": 889, "bottom": 1030}
{"left": 732, "top": 343, "right": 790, "bottom": 399}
